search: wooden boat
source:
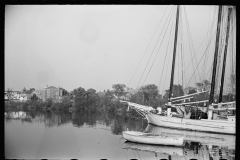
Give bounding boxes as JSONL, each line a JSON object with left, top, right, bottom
{"left": 121, "top": 100, "right": 235, "bottom": 134}
{"left": 121, "top": 5, "right": 236, "bottom": 135}
{"left": 122, "top": 131, "right": 183, "bottom": 146}
{"left": 145, "top": 111, "right": 235, "bottom": 134}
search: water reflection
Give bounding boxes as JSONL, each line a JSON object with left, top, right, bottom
{"left": 5, "top": 110, "right": 235, "bottom": 159}
{"left": 123, "top": 141, "right": 235, "bottom": 160}
{"left": 144, "top": 124, "right": 235, "bottom": 148}
{"left": 5, "top": 110, "right": 72, "bottom": 127}
{"left": 122, "top": 124, "right": 235, "bottom": 160}
{"left": 123, "top": 141, "right": 184, "bottom": 156}
{"left": 5, "top": 111, "right": 27, "bottom": 119}
{"left": 72, "top": 112, "right": 97, "bottom": 127}
{"left": 5, "top": 110, "right": 147, "bottom": 135}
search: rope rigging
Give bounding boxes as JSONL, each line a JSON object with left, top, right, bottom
{"left": 128, "top": 5, "right": 235, "bottom": 98}
{"left": 158, "top": 15, "right": 175, "bottom": 93}
{"left": 162, "top": 42, "right": 173, "bottom": 95}
{"left": 206, "top": 62, "right": 214, "bottom": 83}
{"left": 142, "top": 6, "right": 176, "bottom": 87}
{"left": 127, "top": 6, "right": 170, "bottom": 88}
{"left": 179, "top": 6, "right": 228, "bottom": 89}
{"left": 161, "top": 6, "right": 183, "bottom": 95}
{"left": 137, "top": 6, "right": 175, "bottom": 88}
{"left": 201, "top": 7, "right": 212, "bottom": 82}
{"left": 185, "top": 27, "right": 218, "bottom": 89}
{"left": 180, "top": 7, "right": 184, "bottom": 89}
{"left": 177, "top": 28, "right": 180, "bottom": 94}
{"left": 185, "top": 6, "right": 235, "bottom": 93}
{"left": 206, "top": 7, "right": 236, "bottom": 88}
{"left": 201, "top": 6, "right": 217, "bottom": 82}
{"left": 183, "top": 6, "right": 201, "bottom": 83}
{"left": 179, "top": 9, "right": 185, "bottom": 91}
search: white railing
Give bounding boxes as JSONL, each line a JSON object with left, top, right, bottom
{"left": 171, "top": 97, "right": 193, "bottom": 103}
{"left": 211, "top": 101, "right": 236, "bottom": 110}
{"left": 170, "top": 90, "right": 209, "bottom": 101}
{"left": 174, "top": 100, "right": 209, "bottom": 106}
{"left": 212, "top": 101, "right": 235, "bottom": 106}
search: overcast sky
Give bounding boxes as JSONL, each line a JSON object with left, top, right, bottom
{"left": 5, "top": 5, "right": 235, "bottom": 93}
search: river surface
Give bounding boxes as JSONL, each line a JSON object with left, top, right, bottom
{"left": 5, "top": 110, "right": 235, "bottom": 160}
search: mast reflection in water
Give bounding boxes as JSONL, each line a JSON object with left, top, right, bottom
{"left": 5, "top": 110, "right": 235, "bottom": 159}
{"left": 124, "top": 124, "right": 235, "bottom": 160}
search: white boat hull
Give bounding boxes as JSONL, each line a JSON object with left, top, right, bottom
{"left": 122, "top": 131, "right": 183, "bottom": 146}
{"left": 145, "top": 113, "right": 235, "bottom": 134}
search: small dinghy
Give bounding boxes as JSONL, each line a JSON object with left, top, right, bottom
{"left": 122, "top": 131, "right": 183, "bottom": 146}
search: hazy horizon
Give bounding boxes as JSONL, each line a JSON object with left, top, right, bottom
{"left": 5, "top": 5, "right": 235, "bottom": 94}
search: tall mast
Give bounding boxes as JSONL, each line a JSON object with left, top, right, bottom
{"left": 168, "top": 5, "right": 180, "bottom": 102}
{"left": 209, "top": 6, "right": 223, "bottom": 106}
{"left": 218, "top": 7, "right": 232, "bottom": 103}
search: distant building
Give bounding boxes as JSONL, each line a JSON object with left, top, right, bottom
{"left": 5, "top": 91, "right": 22, "bottom": 100}
{"left": 42, "top": 85, "right": 68, "bottom": 102}
{"left": 12, "top": 91, "right": 21, "bottom": 100}
{"left": 33, "top": 89, "right": 42, "bottom": 100}
{"left": 19, "top": 92, "right": 28, "bottom": 101}
{"left": 24, "top": 89, "right": 35, "bottom": 100}
{"left": 4, "top": 92, "right": 9, "bottom": 100}
{"left": 4, "top": 88, "right": 44, "bottom": 101}
{"left": 58, "top": 87, "right": 68, "bottom": 102}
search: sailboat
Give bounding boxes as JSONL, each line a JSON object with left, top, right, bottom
{"left": 121, "top": 5, "right": 235, "bottom": 135}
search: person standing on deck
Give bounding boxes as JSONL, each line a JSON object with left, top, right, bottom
{"left": 183, "top": 105, "right": 192, "bottom": 118}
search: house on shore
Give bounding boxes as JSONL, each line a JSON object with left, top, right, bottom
{"left": 42, "top": 85, "right": 68, "bottom": 103}
{"left": 33, "top": 89, "right": 42, "bottom": 100}
{"left": 5, "top": 91, "right": 22, "bottom": 101}
{"left": 5, "top": 92, "right": 9, "bottom": 100}
{"left": 24, "top": 89, "right": 35, "bottom": 100}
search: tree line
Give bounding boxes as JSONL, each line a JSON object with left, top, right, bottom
{"left": 6, "top": 78, "right": 235, "bottom": 117}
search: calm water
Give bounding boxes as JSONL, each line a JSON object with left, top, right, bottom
{"left": 5, "top": 110, "right": 235, "bottom": 160}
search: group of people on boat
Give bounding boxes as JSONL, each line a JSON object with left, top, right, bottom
{"left": 148, "top": 102, "right": 234, "bottom": 120}
{"left": 149, "top": 104, "right": 208, "bottom": 120}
